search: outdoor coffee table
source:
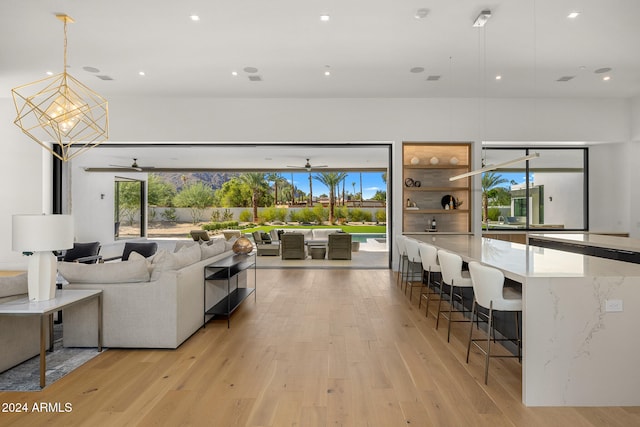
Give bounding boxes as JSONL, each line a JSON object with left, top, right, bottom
{"left": 0, "top": 289, "right": 102, "bottom": 388}
{"left": 309, "top": 246, "right": 327, "bottom": 259}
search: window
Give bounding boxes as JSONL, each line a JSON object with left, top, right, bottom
{"left": 114, "top": 177, "right": 146, "bottom": 239}
{"left": 482, "top": 147, "right": 587, "bottom": 231}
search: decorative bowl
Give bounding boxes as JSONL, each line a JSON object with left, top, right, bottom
{"left": 232, "top": 236, "right": 254, "bottom": 254}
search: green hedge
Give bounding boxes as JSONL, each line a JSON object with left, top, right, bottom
{"left": 201, "top": 221, "right": 239, "bottom": 231}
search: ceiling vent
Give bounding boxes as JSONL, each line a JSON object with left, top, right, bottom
{"left": 96, "top": 75, "right": 114, "bottom": 80}
{"left": 248, "top": 75, "right": 262, "bottom": 82}
{"left": 426, "top": 75, "right": 441, "bottom": 81}
{"left": 557, "top": 76, "right": 575, "bottom": 82}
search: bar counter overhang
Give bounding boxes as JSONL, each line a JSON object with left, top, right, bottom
{"left": 405, "top": 234, "right": 640, "bottom": 407}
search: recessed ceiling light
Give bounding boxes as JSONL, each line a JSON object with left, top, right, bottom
{"left": 231, "top": 71, "right": 238, "bottom": 76}
{"left": 320, "top": 14, "right": 330, "bottom": 22}
{"left": 46, "top": 71, "right": 53, "bottom": 76}
{"left": 190, "top": 15, "right": 200, "bottom": 21}
{"left": 415, "top": 8, "right": 429, "bottom": 19}
{"left": 138, "top": 71, "right": 145, "bottom": 76}
{"left": 410, "top": 67, "right": 425, "bottom": 73}
{"left": 603, "top": 76, "right": 611, "bottom": 81}
{"left": 324, "top": 70, "right": 331, "bottom": 76}
{"left": 495, "top": 75, "right": 502, "bottom": 80}
{"left": 567, "top": 12, "right": 580, "bottom": 19}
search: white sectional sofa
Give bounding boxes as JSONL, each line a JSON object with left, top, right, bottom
{"left": 59, "top": 238, "right": 246, "bottom": 349}
{"left": 0, "top": 273, "right": 50, "bottom": 373}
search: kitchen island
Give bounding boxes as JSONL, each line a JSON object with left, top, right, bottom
{"left": 406, "top": 234, "right": 640, "bottom": 406}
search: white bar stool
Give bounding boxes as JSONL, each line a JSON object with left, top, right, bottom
{"left": 436, "top": 250, "right": 474, "bottom": 342}
{"left": 466, "top": 261, "right": 522, "bottom": 384}
{"left": 395, "top": 235, "right": 408, "bottom": 289}
{"left": 417, "top": 242, "right": 441, "bottom": 314}
{"left": 403, "top": 238, "right": 423, "bottom": 300}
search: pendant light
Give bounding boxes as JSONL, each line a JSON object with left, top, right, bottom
{"left": 11, "top": 14, "right": 109, "bottom": 162}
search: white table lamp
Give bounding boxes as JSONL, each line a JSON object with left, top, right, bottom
{"left": 12, "top": 214, "right": 74, "bottom": 301}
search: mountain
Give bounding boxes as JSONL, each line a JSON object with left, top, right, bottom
{"left": 152, "top": 172, "right": 239, "bottom": 191}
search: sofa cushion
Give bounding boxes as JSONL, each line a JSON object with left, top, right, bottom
{"left": 58, "top": 259, "right": 150, "bottom": 284}
{"left": 200, "top": 238, "right": 226, "bottom": 260}
{"left": 171, "top": 243, "right": 201, "bottom": 269}
{"left": 0, "top": 272, "right": 28, "bottom": 298}
{"left": 312, "top": 228, "right": 342, "bottom": 240}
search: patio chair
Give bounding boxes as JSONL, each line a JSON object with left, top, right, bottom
{"left": 104, "top": 241, "right": 158, "bottom": 262}
{"left": 280, "top": 233, "right": 306, "bottom": 259}
{"left": 252, "top": 231, "right": 280, "bottom": 256}
{"left": 328, "top": 233, "right": 352, "bottom": 260}
{"left": 58, "top": 241, "right": 102, "bottom": 264}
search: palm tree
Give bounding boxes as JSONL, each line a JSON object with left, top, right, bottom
{"left": 308, "top": 172, "right": 313, "bottom": 206}
{"left": 314, "top": 172, "right": 347, "bottom": 223}
{"left": 481, "top": 172, "right": 508, "bottom": 224}
{"left": 351, "top": 182, "right": 356, "bottom": 206}
{"left": 239, "top": 172, "right": 267, "bottom": 222}
{"left": 265, "top": 172, "right": 280, "bottom": 206}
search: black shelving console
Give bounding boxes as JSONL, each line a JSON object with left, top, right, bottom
{"left": 204, "top": 252, "right": 256, "bottom": 328}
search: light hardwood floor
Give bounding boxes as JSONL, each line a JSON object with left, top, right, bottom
{"left": 1, "top": 269, "right": 639, "bottom": 426}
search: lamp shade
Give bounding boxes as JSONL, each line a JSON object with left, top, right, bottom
{"left": 12, "top": 214, "right": 74, "bottom": 252}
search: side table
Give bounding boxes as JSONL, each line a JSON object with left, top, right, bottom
{"left": 0, "top": 289, "right": 102, "bottom": 388}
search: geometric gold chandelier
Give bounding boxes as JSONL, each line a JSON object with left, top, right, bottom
{"left": 11, "top": 14, "right": 108, "bottom": 162}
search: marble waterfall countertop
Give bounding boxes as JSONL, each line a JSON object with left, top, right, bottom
{"left": 528, "top": 232, "right": 640, "bottom": 252}
{"left": 407, "top": 234, "right": 640, "bottom": 281}
{"left": 404, "top": 233, "right": 640, "bottom": 407}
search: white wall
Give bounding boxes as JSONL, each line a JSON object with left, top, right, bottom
{"left": 0, "top": 101, "right": 47, "bottom": 269}
{"left": 534, "top": 173, "right": 584, "bottom": 229}
{"left": 588, "top": 142, "right": 631, "bottom": 234}
{"left": 0, "top": 96, "right": 634, "bottom": 268}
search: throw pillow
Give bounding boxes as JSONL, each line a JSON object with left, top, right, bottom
{"left": 225, "top": 236, "right": 238, "bottom": 251}
{"left": 57, "top": 259, "right": 150, "bottom": 284}
{"left": 128, "top": 251, "right": 153, "bottom": 274}
{"left": 200, "top": 238, "right": 226, "bottom": 260}
{"left": 170, "top": 242, "right": 201, "bottom": 269}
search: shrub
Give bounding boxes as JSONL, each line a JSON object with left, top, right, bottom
{"left": 488, "top": 208, "right": 502, "bottom": 221}
{"left": 348, "top": 208, "right": 371, "bottom": 223}
{"left": 201, "top": 221, "right": 239, "bottom": 231}
{"left": 161, "top": 207, "right": 178, "bottom": 222}
{"left": 239, "top": 210, "right": 252, "bottom": 222}
{"left": 334, "top": 206, "right": 347, "bottom": 220}
{"left": 275, "top": 208, "right": 287, "bottom": 222}
{"left": 297, "top": 208, "right": 317, "bottom": 223}
{"left": 260, "top": 207, "right": 278, "bottom": 223}
{"left": 222, "top": 209, "right": 234, "bottom": 221}
{"left": 210, "top": 209, "right": 221, "bottom": 222}
{"left": 288, "top": 210, "right": 300, "bottom": 223}
{"left": 375, "top": 209, "right": 386, "bottom": 223}
{"left": 312, "top": 205, "right": 328, "bottom": 222}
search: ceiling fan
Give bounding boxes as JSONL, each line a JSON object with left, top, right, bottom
{"left": 107, "top": 158, "right": 153, "bottom": 172}
{"left": 286, "top": 158, "right": 328, "bottom": 172}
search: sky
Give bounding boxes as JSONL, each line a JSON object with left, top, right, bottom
{"left": 285, "top": 171, "right": 386, "bottom": 200}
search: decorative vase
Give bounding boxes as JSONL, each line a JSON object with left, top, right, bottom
{"left": 449, "top": 157, "right": 459, "bottom": 165}
{"left": 410, "top": 157, "right": 420, "bottom": 165}
{"left": 232, "top": 236, "right": 254, "bottom": 254}
{"left": 430, "top": 156, "right": 439, "bottom": 165}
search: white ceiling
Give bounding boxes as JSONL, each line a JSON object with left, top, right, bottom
{"left": 2, "top": 0, "right": 639, "bottom": 100}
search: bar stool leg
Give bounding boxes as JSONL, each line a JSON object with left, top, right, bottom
{"left": 466, "top": 300, "right": 476, "bottom": 363}
{"left": 484, "top": 302, "right": 494, "bottom": 384}
{"left": 447, "top": 281, "right": 455, "bottom": 342}
{"left": 435, "top": 280, "right": 445, "bottom": 330}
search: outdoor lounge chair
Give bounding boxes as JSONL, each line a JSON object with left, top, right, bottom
{"left": 252, "top": 231, "right": 280, "bottom": 256}
{"left": 280, "top": 233, "right": 306, "bottom": 260}
{"left": 58, "top": 241, "right": 102, "bottom": 264}
{"left": 328, "top": 233, "right": 352, "bottom": 260}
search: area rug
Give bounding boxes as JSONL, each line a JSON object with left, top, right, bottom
{"left": 0, "top": 325, "right": 104, "bottom": 391}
